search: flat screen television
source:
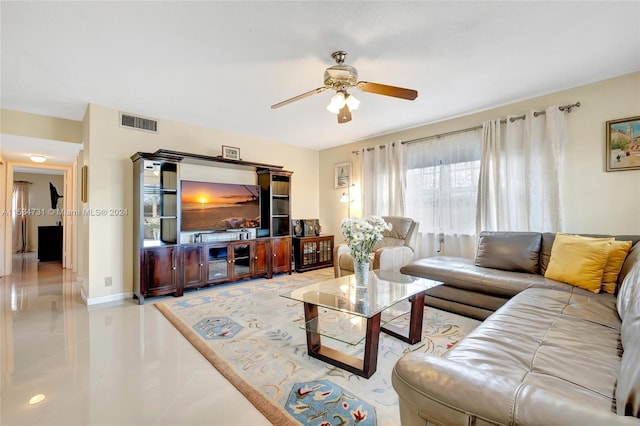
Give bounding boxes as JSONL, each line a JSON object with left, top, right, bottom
{"left": 181, "top": 180, "right": 260, "bottom": 232}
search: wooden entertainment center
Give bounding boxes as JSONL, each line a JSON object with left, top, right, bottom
{"left": 131, "top": 150, "right": 292, "bottom": 304}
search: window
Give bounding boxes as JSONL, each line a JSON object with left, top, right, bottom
{"left": 404, "top": 129, "right": 481, "bottom": 256}
{"left": 406, "top": 160, "right": 479, "bottom": 236}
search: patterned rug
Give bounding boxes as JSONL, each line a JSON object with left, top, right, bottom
{"left": 155, "top": 268, "right": 479, "bottom": 425}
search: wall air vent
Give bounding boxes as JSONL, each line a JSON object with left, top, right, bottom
{"left": 120, "top": 112, "right": 158, "bottom": 133}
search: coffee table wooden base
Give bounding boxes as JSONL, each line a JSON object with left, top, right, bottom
{"left": 302, "top": 290, "right": 425, "bottom": 378}
{"left": 381, "top": 291, "right": 425, "bottom": 344}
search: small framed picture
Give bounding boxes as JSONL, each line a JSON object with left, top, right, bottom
{"left": 606, "top": 116, "right": 640, "bottom": 172}
{"left": 222, "top": 145, "right": 240, "bottom": 161}
{"left": 334, "top": 161, "right": 351, "bottom": 189}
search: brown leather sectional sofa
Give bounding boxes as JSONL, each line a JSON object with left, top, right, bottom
{"left": 394, "top": 231, "right": 640, "bottom": 425}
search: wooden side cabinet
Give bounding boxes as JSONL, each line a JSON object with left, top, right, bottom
{"left": 293, "top": 235, "right": 334, "bottom": 272}
{"left": 137, "top": 246, "right": 183, "bottom": 304}
{"left": 253, "top": 238, "right": 270, "bottom": 278}
{"left": 182, "top": 244, "right": 206, "bottom": 290}
{"left": 270, "top": 236, "right": 292, "bottom": 276}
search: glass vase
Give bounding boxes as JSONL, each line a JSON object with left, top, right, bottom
{"left": 353, "top": 260, "right": 370, "bottom": 287}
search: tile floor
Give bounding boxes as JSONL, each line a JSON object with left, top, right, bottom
{"left": 1, "top": 253, "right": 271, "bottom": 425}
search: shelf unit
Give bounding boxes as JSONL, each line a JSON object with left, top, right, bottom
{"left": 132, "top": 150, "right": 293, "bottom": 304}
{"left": 136, "top": 157, "right": 179, "bottom": 246}
{"left": 132, "top": 153, "right": 182, "bottom": 303}
{"left": 258, "top": 169, "right": 292, "bottom": 237}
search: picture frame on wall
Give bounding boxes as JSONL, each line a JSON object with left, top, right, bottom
{"left": 334, "top": 161, "right": 351, "bottom": 189}
{"left": 81, "top": 165, "right": 88, "bottom": 202}
{"left": 606, "top": 115, "right": 640, "bottom": 172}
{"left": 222, "top": 145, "right": 241, "bottom": 161}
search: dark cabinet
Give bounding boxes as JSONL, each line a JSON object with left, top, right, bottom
{"left": 132, "top": 153, "right": 181, "bottom": 304}
{"left": 293, "top": 235, "right": 334, "bottom": 272}
{"left": 270, "top": 236, "right": 292, "bottom": 276}
{"left": 132, "top": 151, "right": 296, "bottom": 304}
{"left": 138, "top": 246, "right": 182, "bottom": 304}
{"left": 204, "top": 241, "right": 263, "bottom": 285}
{"left": 253, "top": 239, "right": 270, "bottom": 278}
{"left": 182, "top": 244, "right": 206, "bottom": 290}
{"left": 38, "top": 226, "right": 63, "bottom": 262}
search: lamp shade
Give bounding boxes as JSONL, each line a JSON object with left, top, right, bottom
{"left": 345, "top": 93, "right": 360, "bottom": 111}
{"left": 327, "top": 92, "right": 346, "bottom": 114}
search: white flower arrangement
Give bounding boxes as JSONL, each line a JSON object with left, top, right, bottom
{"left": 340, "top": 216, "right": 392, "bottom": 264}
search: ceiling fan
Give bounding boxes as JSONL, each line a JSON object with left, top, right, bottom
{"left": 271, "top": 51, "right": 418, "bottom": 124}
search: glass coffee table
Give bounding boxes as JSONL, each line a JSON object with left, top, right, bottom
{"left": 281, "top": 270, "right": 442, "bottom": 378}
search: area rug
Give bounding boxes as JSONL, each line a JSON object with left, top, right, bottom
{"left": 155, "top": 269, "right": 479, "bottom": 426}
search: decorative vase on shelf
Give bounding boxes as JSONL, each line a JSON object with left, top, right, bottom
{"left": 353, "top": 260, "right": 370, "bottom": 287}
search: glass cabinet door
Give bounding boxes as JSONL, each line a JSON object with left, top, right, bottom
{"left": 303, "top": 241, "right": 318, "bottom": 266}
{"left": 232, "top": 243, "right": 252, "bottom": 277}
{"left": 142, "top": 160, "right": 178, "bottom": 245}
{"left": 207, "top": 246, "right": 229, "bottom": 281}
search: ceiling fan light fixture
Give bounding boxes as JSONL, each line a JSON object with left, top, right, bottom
{"left": 271, "top": 50, "right": 418, "bottom": 122}
{"left": 345, "top": 93, "right": 360, "bottom": 111}
{"left": 327, "top": 92, "right": 346, "bottom": 114}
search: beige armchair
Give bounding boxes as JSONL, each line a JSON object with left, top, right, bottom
{"left": 334, "top": 216, "right": 419, "bottom": 278}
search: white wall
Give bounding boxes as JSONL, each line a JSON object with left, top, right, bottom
{"left": 13, "top": 172, "right": 64, "bottom": 252}
{"left": 319, "top": 71, "right": 640, "bottom": 242}
{"left": 82, "top": 104, "right": 319, "bottom": 301}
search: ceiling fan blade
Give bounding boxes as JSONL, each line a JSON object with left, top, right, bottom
{"left": 270, "top": 87, "right": 328, "bottom": 109}
{"left": 357, "top": 81, "right": 418, "bottom": 100}
{"left": 337, "top": 105, "right": 352, "bottom": 124}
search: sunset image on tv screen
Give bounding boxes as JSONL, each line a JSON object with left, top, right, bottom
{"left": 181, "top": 181, "right": 260, "bottom": 231}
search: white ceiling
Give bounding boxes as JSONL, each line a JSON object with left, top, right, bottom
{"left": 0, "top": 134, "right": 82, "bottom": 165}
{"left": 1, "top": 1, "right": 639, "bottom": 160}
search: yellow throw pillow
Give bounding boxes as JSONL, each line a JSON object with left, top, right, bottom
{"left": 601, "top": 240, "right": 632, "bottom": 293}
{"left": 544, "top": 233, "right": 613, "bottom": 293}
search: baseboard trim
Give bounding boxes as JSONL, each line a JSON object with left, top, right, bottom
{"left": 86, "top": 291, "right": 133, "bottom": 306}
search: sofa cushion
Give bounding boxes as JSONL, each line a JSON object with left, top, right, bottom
{"left": 542, "top": 233, "right": 640, "bottom": 280}
{"left": 602, "top": 240, "right": 633, "bottom": 293}
{"left": 544, "top": 233, "right": 613, "bottom": 293}
{"left": 381, "top": 216, "right": 412, "bottom": 239}
{"left": 393, "top": 288, "right": 626, "bottom": 425}
{"left": 372, "top": 216, "right": 416, "bottom": 251}
{"left": 616, "top": 259, "right": 640, "bottom": 416}
{"left": 400, "top": 256, "right": 604, "bottom": 298}
{"left": 475, "top": 231, "right": 542, "bottom": 274}
{"left": 620, "top": 241, "right": 640, "bottom": 285}
{"left": 617, "top": 257, "right": 640, "bottom": 334}
{"left": 617, "top": 320, "right": 640, "bottom": 417}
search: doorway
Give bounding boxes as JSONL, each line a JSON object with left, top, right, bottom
{"left": 2, "top": 162, "right": 75, "bottom": 276}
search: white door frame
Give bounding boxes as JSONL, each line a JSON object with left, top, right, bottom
{"left": 1, "top": 161, "right": 75, "bottom": 275}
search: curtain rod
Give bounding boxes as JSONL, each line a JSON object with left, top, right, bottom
{"left": 352, "top": 101, "right": 580, "bottom": 153}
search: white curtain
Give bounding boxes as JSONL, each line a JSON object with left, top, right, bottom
{"left": 476, "top": 106, "right": 567, "bottom": 232}
{"left": 405, "top": 129, "right": 482, "bottom": 258}
{"left": 362, "top": 142, "right": 406, "bottom": 217}
{"left": 12, "top": 181, "right": 31, "bottom": 253}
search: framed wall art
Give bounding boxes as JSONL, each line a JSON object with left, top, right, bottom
{"left": 334, "top": 161, "right": 351, "bottom": 189}
{"left": 222, "top": 145, "right": 241, "bottom": 161}
{"left": 606, "top": 115, "right": 640, "bottom": 172}
{"left": 81, "top": 165, "right": 88, "bottom": 202}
